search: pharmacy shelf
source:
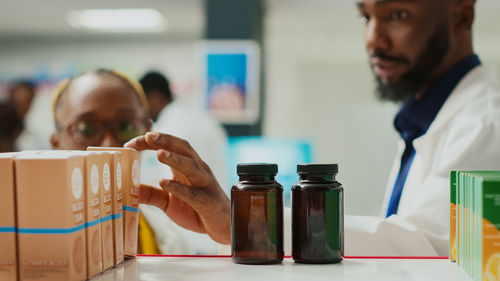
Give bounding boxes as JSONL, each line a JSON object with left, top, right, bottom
{"left": 93, "top": 256, "right": 471, "bottom": 281}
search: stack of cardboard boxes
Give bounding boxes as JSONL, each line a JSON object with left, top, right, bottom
{"left": 0, "top": 147, "right": 140, "bottom": 281}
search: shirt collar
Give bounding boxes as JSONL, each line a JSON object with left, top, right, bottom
{"left": 394, "top": 54, "right": 481, "bottom": 143}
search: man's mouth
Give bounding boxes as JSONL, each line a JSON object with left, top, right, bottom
{"left": 370, "top": 58, "right": 407, "bottom": 82}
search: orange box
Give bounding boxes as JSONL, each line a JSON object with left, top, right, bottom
{"left": 16, "top": 154, "right": 87, "bottom": 281}
{"left": 88, "top": 147, "right": 140, "bottom": 257}
{"left": 96, "top": 152, "right": 115, "bottom": 271}
{"left": 56, "top": 151, "right": 104, "bottom": 277}
{"left": 0, "top": 153, "right": 18, "bottom": 281}
{"left": 80, "top": 152, "right": 104, "bottom": 278}
{"left": 109, "top": 151, "right": 124, "bottom": 265}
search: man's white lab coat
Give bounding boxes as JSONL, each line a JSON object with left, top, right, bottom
{"left": 345, "top": 65, "right": 500, "bottom": 256}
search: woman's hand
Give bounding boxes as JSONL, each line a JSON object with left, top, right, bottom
{"left": 125, "top": 132, "right": 231, "bottom": 244}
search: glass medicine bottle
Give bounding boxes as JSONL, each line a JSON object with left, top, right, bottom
{"left": 231, "top": 163, "right": 284, "bottom": 264}
{"left": 292, "top": 164, "right": 344, "bottom": 264}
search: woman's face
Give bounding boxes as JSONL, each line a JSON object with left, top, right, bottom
{"left": 51, "top": 73, "right": 150, "bottom": 150}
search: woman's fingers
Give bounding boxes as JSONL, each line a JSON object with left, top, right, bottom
{"left": 145, "top": 132, "right": 200, "bottom": 159}
{"left": 125, "top": 132, "right": 200, "bottom": 160}
{"left": 156, "top": 150, "right": 210, "bottom": 186}
{"left": 140, "top": 183, "right": 205, "bottom": 234}
{"left": 163, "top": 194, "right": 206, "bottom": 234}
{"left": 138, "top": 184, "right": 169, "bottom": 213}
{"left": 159, "top": 179, "right": 210, "bottom": 211}
{"left": 124, "top": 135, "right": 149, "bottom": 151}
{"left": 159, "top": 179, "right": 231, "bottom": 244}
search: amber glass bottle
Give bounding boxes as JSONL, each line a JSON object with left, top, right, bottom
{"left": 292, "top": 164, "right": 344, "bottom": 264}
{"left": 231, "top": 163, "right": 284, "bottom": 264}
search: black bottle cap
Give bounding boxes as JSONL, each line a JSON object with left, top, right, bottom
{"left": 237, "top": 163, "right": 278, "bottom": 175}
{"left": 297, "top": 164, "right": 338, "bottom": 175}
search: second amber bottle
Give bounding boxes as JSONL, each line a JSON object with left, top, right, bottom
{"left": 292, "top": 164, "right": 344, "bottom": 264}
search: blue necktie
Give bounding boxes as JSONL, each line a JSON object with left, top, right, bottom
{"left": 386, "top": 143, "right": 416, "bottom": 218}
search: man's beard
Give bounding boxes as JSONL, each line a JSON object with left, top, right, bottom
{"left": 374, "top": 24, "right": 450, "bottom": 103}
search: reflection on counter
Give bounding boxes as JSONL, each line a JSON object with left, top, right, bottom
{"left": 95, "top": 258, "right": 137, "bottom": 281}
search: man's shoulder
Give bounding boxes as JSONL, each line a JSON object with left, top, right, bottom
{"left": 453, "top": 66, "right": 500, "bottom": 125}
{"left": 436, "top": 66, "right": 500, "bottom": 152}
{"left": 420, "top": 66, "right": 500, "bottom": 151}
{"left": 411, "top": 66, "right": 500, "bottom": 174}
{"left": 432, "top": 65, "right": 500, "bottom": 131}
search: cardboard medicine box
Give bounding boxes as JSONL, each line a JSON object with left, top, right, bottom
{"left": 16, "top": 153, "right": 87, "bottom": 281}
{"left": 0, "top": 153, "right": 19, "bottom": 281}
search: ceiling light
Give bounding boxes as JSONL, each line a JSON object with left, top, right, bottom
{"left": 66, "top": 9, "right": 167, "bottom": 33}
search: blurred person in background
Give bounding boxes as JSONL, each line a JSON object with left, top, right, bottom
{"left": 9, "top": 79, "right": 53, "bottom": 150}
{"left": 139, "top": 71, "right": 228, "bottom": 254}
{"left": 127, "top": 0, "right": 500, "bottom": 256}
{"left": 8, "top": 80, "right": 35, "bottom": 119}
{"left": 139, "top": 71, "right": 173, "bottom": 123}
{"left": 8, "top": 80, "right": 40, "bottom": 150}
{"left": 0, "top": 102, "right": 24, "bottom": 152}
{"left": 50, "top": 68, "right": 191, "bottom": 254}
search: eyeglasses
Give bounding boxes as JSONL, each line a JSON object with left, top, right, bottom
{"left": 57, "top": 118, "right": 149, "bottom": 147}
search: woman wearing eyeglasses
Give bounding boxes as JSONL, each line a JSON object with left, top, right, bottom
{"left": 50, "top": 69, "right": 151, "bottom": 150}
{"left": 50, "top": 69, "right": 231, "bottom": 254}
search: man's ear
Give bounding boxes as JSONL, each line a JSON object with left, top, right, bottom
{"left": 454, "top": 0, "right": 475, "bottom": 31}
{"left": 50, "top": 132, "right": 60, "bottom": 149}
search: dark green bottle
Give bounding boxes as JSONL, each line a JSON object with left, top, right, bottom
{"left": 292, "top": 164, "right": 344, "bottom": 264}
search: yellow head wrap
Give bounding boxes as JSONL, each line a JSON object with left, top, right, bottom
{"left": 51, "top": 69, "right": 149, "bottom": 122}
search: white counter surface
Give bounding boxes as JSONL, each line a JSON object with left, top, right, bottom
{"left": 94, "top": 256, "right": 471, "bottom": 281}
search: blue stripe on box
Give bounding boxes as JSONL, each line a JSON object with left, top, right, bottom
{"left": 112, "top": 212, "right": 123, "bottom": 220}
{"left": 0, "top": 227, "right": 16, "bottom": 233}
{"left": 18, "top": 224, "right": 85, "bottom": 234}
{"left": 123, "top": 206, "right": 138, "bottom": 213}
{"left": 86, "top": 218, "right": 101, "bottom": 228}
{"left": 101, "top": 214, "right": 113, "bottom": 223}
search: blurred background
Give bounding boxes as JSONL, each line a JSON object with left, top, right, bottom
{"left": 1, "top": 0, "right": 499, "bottom": 219}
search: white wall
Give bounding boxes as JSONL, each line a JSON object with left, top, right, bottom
{"left": 0, "top": 39, "right": 200, "bottom": 93}
{"left": 263, "top": 0, "right": 500, "bottom": 216}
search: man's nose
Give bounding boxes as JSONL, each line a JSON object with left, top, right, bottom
{"left": 100, "top": 130, "right": 123, "bottom": 148}
{"left": 365, "top": 19, "right": 390, "bottom": 54}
